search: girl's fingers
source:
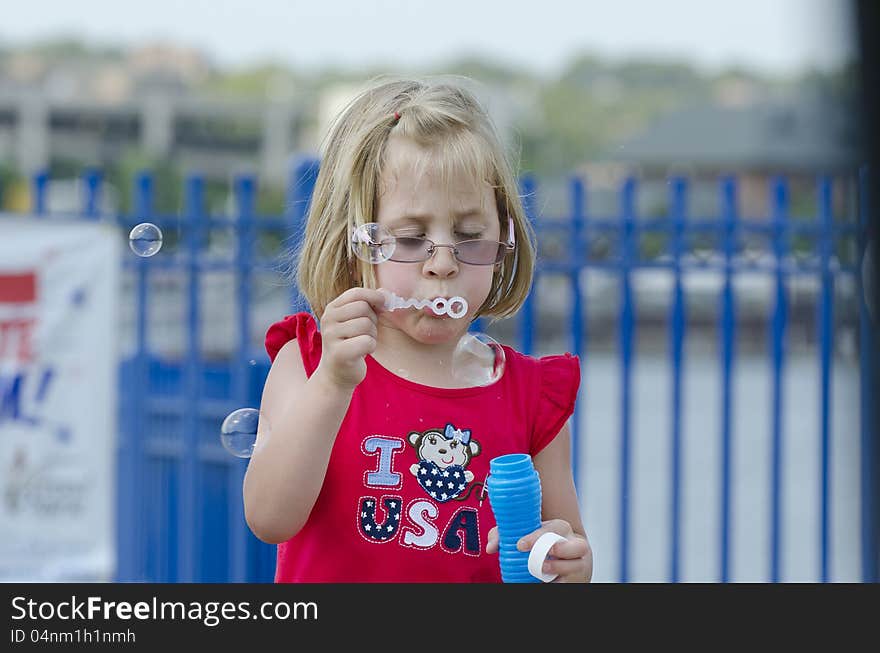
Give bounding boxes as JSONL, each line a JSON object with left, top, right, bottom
{"left": 330, "top": 287, "right": 387, "bottom": 313}
{"left": 329, "top": 299, "right": 379, "bottom": 325}
{"left": 327, "top": 316, "right": 377, "bottom": 341}
{"left": 541, "top": 557, "right": 590, "bottom": 583}
{"left": 336, "top": 334, "right": 376, "bottom": 359}
{"left": 543, "top": 535, "right": 589, "bottom": 560}
{"left": 485, "top": 526, "right": 499, "bottom": 554}
{"left": 515, "top": 519, "right": 573, "bottom": 552}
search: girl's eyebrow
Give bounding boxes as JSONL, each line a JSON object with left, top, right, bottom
{"left": 387, "top": 209, "right": 486, "bottom": 228}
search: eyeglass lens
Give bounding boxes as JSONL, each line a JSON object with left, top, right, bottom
{"left": 391, "top": 237, "right": 504, "bottom": 265}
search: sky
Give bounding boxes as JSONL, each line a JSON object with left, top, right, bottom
{"left": 0, "top": 0, "right": 857, "bottom": 76}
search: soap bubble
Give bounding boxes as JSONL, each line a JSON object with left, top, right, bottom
{"left": 129, "top": 222, "right": 163, "bottom": 257}
{"left": 452, "top": 332, "right": 506, "bottom": 387}
{"left": 350, "top": 222, "right": 395, "bottom": 263}
{"left": 220, "top": 408, "right": 269, "bottom": 458}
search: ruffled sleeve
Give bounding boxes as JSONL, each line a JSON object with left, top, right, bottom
{"left": 264, "top": 311, "right": 323, "bottom": 377}
{"left": 531, "top": 352, "right": 581, "bottom": 455}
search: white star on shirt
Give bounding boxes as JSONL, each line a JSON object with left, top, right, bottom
{"left": 419, "top": 467, "right": 427, "bottom": 475}
{"left": 365, "top": 524, "right": 372, "bottom": 531}
{"left": 441, "top": 493, "right": 448, "bottom": 500}
{"left": 426, "top": 479, "right": 433, "bottom": 486}
{"left": 430, "top": 468, "right": 439, "bottom": 475}
{"left": 442, "top": 470, "right": 450, "bottom": 477}
{"left": 386, "top": 524, "right": 394, "bottom": 532}
{"left": 453, "top": 471, "right": 461, "bottom": 478}
{"left": 390, "top": 501, "right": 397, "bottom": 508}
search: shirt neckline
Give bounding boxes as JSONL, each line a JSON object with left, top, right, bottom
{"left": 365, "top": 351, "right": 508, "bottom": 397}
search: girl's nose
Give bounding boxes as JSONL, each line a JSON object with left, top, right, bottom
{"left": 423, "top": 244, "right": 458, "bottom": 277}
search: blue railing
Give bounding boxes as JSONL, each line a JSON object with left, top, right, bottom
{"left": 14, "top": 158, "right": 876, "bottom": 583}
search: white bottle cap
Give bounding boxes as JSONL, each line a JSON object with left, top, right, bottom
{"left": 527, "top": 532, "right": 568, "bottom": 582}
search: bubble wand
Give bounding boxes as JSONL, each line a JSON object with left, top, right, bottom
{"left": 380, "top": 289, "right": 468, "bottom": 319}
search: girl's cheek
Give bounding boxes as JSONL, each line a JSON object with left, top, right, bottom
{"left": 468, "top": 273, "right": 495, "bottom": 303}
{"left": 376, "top": 267, "right": 419, "bottom": 299}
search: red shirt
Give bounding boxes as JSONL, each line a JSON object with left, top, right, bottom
{"left": 264, "top": 312, "right": 580, "bottom": 582}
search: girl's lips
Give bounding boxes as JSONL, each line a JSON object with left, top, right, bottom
{"left": 421, "top": 306, "right": 451, "bottom": 318}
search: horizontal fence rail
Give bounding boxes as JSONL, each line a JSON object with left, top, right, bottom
{"left": 6, "top": 158, "right": 875, "bottom": 583}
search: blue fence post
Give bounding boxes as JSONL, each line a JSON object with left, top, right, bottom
{"left": 133, "top": 171, "right": 154, "bottom": 581}
{"left": 817, "top": 175, "right": 834, "bottom": 582}
{"left": 231, "top": 174, "right": 256, "bottom": 582}
{"left": 569, "top": 175, "right": 586, "bottom": 490}
{"left": 469, "top": 317, "right": 485, "bottom": 334}
{"left": 519, "top": 174, "right": 537, "bottom": 356}
{"left": 618, "top": 176, "right": 637, "bottom": 583}
{"left": 32, "top": 170, "right": 48, "bottom": 216}
{"left": 82, "top": 169, "right": 102, "bottom": 220}
{"left": 719, "top": 176, "right": 738, "bottom": 583}
{"left": 116, "top": 170, "right": 154, "bottom": 581}
{"left": 769, "top": 176, "right": 790, "bottom": 583}
{"left": 179, "top": 173, "right": 205, "bottom": 582}
{"left": 286, "top": 157, "right": 319, "bottom": 315}
{"left": 668, "top": 176, "right": 688, "bottom": 583}
{"left": 858, "top": 167, "right": 877, "bottom": 583}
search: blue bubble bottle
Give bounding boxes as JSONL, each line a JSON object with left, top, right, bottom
{"left": 486, "top": 453, "right": 544, "bottom": 583}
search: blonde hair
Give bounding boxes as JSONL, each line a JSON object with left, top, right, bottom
{"left": 293, "top": 75, "right": 536, "bottom": 323}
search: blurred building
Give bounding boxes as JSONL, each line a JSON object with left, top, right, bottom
{"left": 0, "top": 43, "right": 308, "bottom": 187}
{"left": 583, "top": 93, "right": 860, "bottom": 220}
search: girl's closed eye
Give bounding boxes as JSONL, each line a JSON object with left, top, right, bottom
{"left": 392, "top": 229, "right": 425, "bottom": 238}
{"left": 393, "top": 231, "right": 484, "bottom": 241}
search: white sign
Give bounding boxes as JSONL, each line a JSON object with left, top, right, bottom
{"left": 0, "top": 216, "right": 119, "bottom": 581}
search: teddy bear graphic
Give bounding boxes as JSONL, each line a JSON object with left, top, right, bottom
{"left": 407, "top": 423, "right": 482, "bottom": 503}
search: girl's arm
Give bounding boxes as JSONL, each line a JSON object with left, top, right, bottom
{"left": 516, "top": 422, "right": 594, "bottom": 582}
{"left": 243, "top": 288, "right": 385, "bottom": 544}
{"left": 242, "top": 339, "right": 354, "bottom": 543}
{"left": 533, "top": 422, "right": 586, "bottom": 539}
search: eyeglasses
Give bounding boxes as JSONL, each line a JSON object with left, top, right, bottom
{"left": 351, "top": 216, "right": 516, "bottom": 266}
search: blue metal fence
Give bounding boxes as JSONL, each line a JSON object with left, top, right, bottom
{"left": 17, "top": 158, "right": 877, "bottom": 583}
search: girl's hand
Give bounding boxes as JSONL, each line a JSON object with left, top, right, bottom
{"left": 314, "top": 288, "right": 386, "bottom": 392}
{"left": 486, "top": 519, "right": 593, "bottom": 583}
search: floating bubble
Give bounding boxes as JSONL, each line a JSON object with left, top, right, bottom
{"left": 129, "top": 222, "right": 163, "bottom": 257}
{"left": 220, "top": 408, "right": 269, "bottom": 459}
{"left": 451, "top": 332, "right": 506, "bottom": 387}
{"left": 350, "top": 222, "right": 395, "bottom": 263}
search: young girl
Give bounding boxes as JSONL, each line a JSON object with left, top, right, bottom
{"left": 243, "top": 76, "right": 592, "bottom": 583}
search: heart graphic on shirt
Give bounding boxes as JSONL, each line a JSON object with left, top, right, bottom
{"left": 415, "top": 460, "right": 469, "bottom": 502}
